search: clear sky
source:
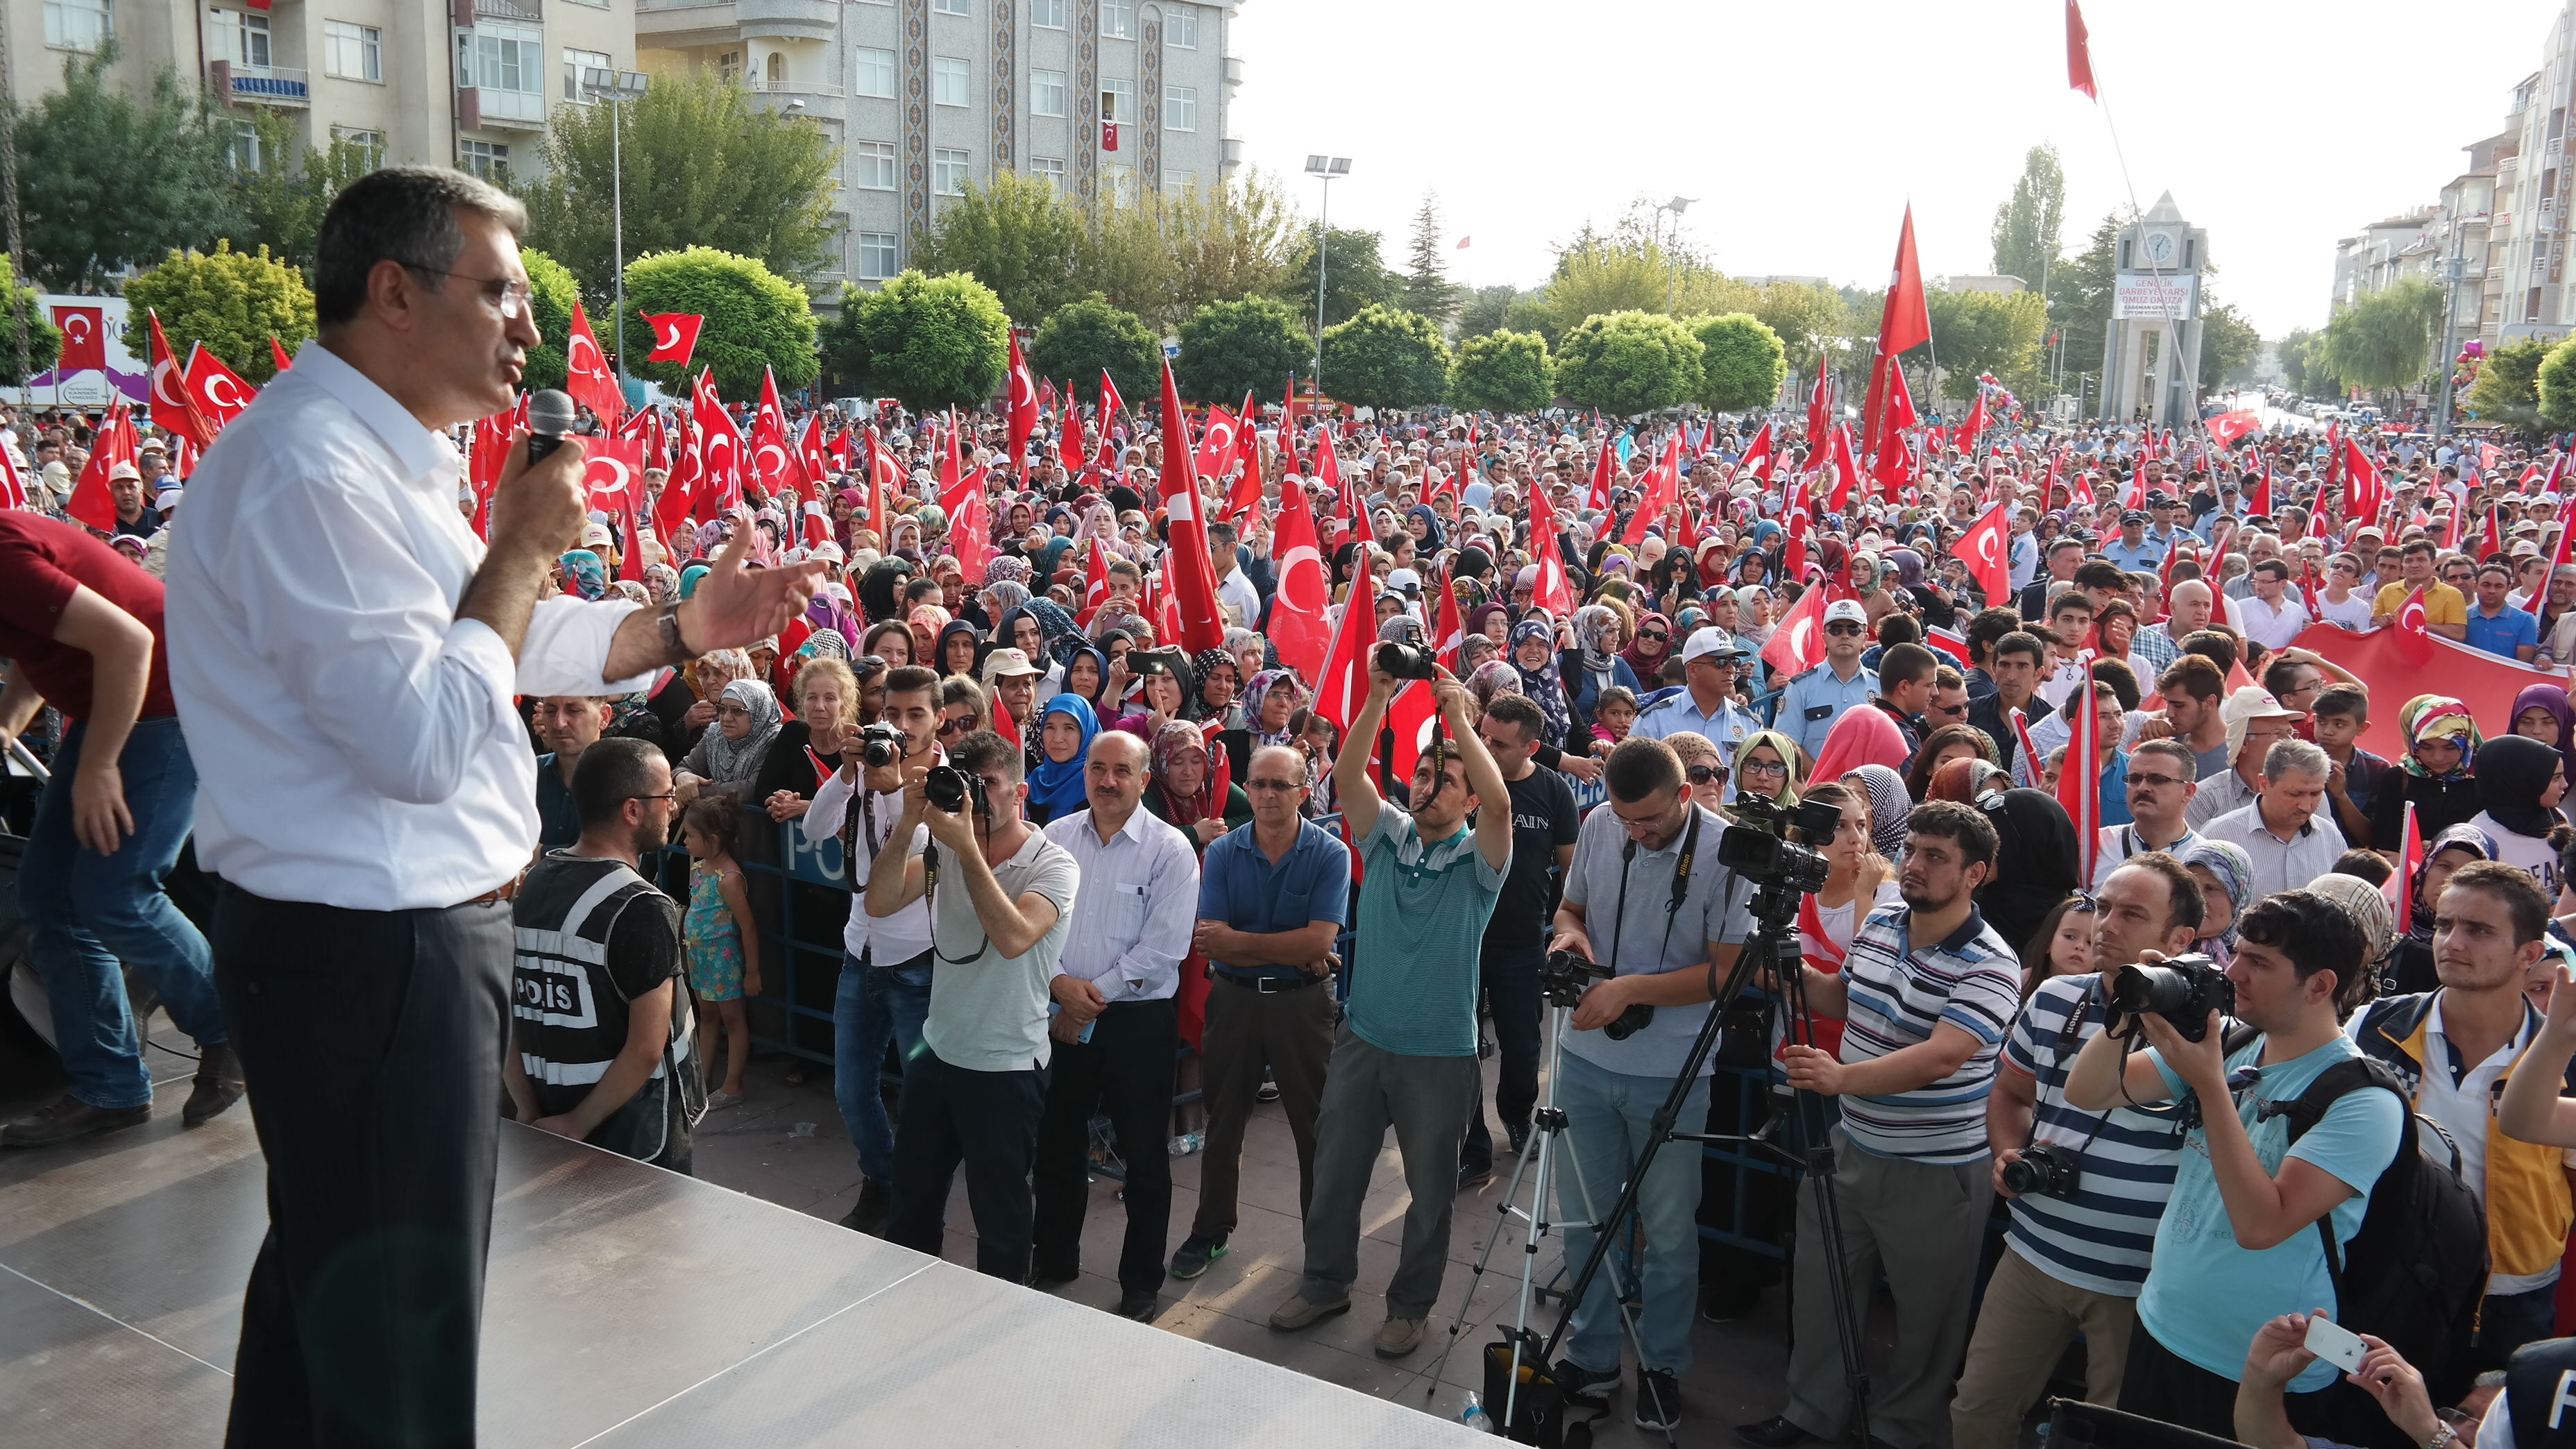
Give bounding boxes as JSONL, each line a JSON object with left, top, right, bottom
{"left": 1228, "top": 0, "right": 2564, "bottom": 340}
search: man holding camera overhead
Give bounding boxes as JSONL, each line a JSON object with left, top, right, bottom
{"left": 1545, "top": 736, "right": 1751, "bottom": 1434}
{"left": 863, "top": 727, "right": 1080, "bottom": 1282}
{"left": 1949, "top": 854, "right": 2205, "bottom": 1449}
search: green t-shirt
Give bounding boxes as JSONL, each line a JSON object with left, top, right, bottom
{"left": 1346, "top": 804, "right": 1505, "bottom": 1057}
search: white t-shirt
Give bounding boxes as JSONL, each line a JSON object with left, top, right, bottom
{"left": 2312, "top": 589, "right": 2375, "bottom": 631}
{"left": 2471, "top": 809, "right": 2563, "bottom": 901}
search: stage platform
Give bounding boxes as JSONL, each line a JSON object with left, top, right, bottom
{"left": 0, "top": 1065, "right": 1482, "bottom": 1448}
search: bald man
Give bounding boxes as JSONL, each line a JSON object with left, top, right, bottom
{"left": 2143, "top": 579, "right": 2217, "bottom": 659}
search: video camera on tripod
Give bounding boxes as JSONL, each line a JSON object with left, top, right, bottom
{"left": 1714, "top": 793, "right": 1841, "bottom": 905}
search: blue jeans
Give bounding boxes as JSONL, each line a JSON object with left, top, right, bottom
{"left": 1554, "top": 1050, "right": 1710, "bottom": 1375}
{"left": 833, "top": 945, "right": 931, "bottom": 1186}
{"left": 20, "top": 717, "right": 225, "bottom": 1110}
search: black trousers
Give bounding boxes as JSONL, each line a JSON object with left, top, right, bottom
{"left": 886, "top": 1046, "right": 1047, "bottom": 1282}
{"left": 2118, "top": 1326, "right": 2367, "bottom": 1446}
{"left": 211, "top": 884, "right": 513, "bottom": 1449}
{"left": 1460, "top": 942, "right": 1543, "bottom": 1174}
{"left": 1032, "top": 997, "right": 1178, "bottom": 1294}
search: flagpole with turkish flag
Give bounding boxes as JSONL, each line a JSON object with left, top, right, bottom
{"left": 1527, "top": 477, "right": 1575, "bottom": 616}
{"left": 1863, "top": 205, "right": 1931, "bottom": 465}
{"left": 564, "top": 302, "right": 625, "bottom": 429}
{"left": 2059, "top": 661, "right": 2102, "bottom": 883}
{"left": 1155, "top": 359, "right": 1228, "bottom": 654}
{"left": 1006, "top": 330, "right": 1038, "bottom": 471}
{"left": 144, "top": 310, "right": 208, "bottom": 451}
{"left": 1266, "top": 461, "right": 1332, "bottom": 677}
{"left": 642, "top": 312, "right": 704, "bottom": 370}
{"left": 65, "top": 399, "right": 136, "bottom": 530}
{"left": 1956, "top": 500, "right": 2014, "bottom": 608}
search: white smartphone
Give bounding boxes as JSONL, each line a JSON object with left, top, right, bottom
{"left": 2304, "top": 1316, "right": 2366, "bottom": 1373}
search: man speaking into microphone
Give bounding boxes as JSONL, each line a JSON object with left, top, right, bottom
{"left": 166, "top": 167, "right": 820, "bottom": 1448}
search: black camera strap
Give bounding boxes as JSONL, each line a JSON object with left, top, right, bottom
{"left": 2028, "top": 980, "right": 2186, "bottom": 1158}
{"left": 1606, "top": 805, "right": 1704, "bottom": 979}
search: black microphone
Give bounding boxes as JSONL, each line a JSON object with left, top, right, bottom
{"left": 523, "top": 389, "right": 577, "bottom": 464}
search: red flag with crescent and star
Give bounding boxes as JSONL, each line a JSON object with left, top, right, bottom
{"left": 1527, "top": 476, "right": 1575, "bottom": 616}
{"left": 564, "top": 301, "right": 623, "bottom": 429}
{"left": 182, "top": 345, "right": 257, "bottom": 437}
{"left": 643, "top": 312, "right": 704, "bottom": 368}
{"left": 1006, "top": 330, "right": 1038, "bottom": 471}
{"left": 582, "top": 439, "right": 647, "bottom": 515}
{"left": 1076, "top": 534, "right": 1113, "bottom": 627}
{"left": 1761, "top": 579, "right": 1857, "bottom": 679}
{"left": 1266, "top": 455, "right": 1332, "bottom": 677}
{"left": 144, "top": 310, "right": 209, "bottom": 451}
{"left": 67, "top": 399, "right": 137, "bottom": 531}
{"left": 1156, "top": 359, "right": 1228, "bottom": 654}
{"left": 691, "top": 368, "right": 743, "bottom": 511}
{"left": 52, "top": 305, "right": 103, "bottom": 372}
{"left": 1956, "top": 500, "right": 2013, "bottom": 607}
{"left": 1863, "top": 205, "right": 1929, "bottom": 461}
{"left": 2060, "top": 661, "right": 2103, "bottom": 883}
{"left": 749, "top": 367, "right": 799, "bottom": 499}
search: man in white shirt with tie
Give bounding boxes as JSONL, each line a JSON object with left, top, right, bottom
{"left": 167, "top": 167, "right": 819, "bottom": 1447}
{"left": 1034, "top": 729, "right": 1200, "bottom": 1321}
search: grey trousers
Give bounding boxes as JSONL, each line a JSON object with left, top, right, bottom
{"left": 1782, "top": 1126, "right": 1994, "bottom": 1449}
{"left": 1295, "top": 1022, "right": 1480, "bottom": 1319}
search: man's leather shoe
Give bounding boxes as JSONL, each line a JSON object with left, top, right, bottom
{"left": 838, "top": 1178, "right": 892, "bottom": 1235}
{"left": 1735, "top": 1415, "right": 1815, "bottom": 1448}
{"left": 183, "top": 1042, "right": 246, "bottom": 1128}
{"left": 1116, "top": 1290, "right": 1161, "bottom": 1322}
{"left": 2, "top": 1095, "right": 150, "bottom": 1148}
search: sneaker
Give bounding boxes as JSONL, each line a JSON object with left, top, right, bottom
{"left": 1507, "top": 1121, "right": 1532, "bottom": 1156}
{"left": 1116, "top": 1289, "right": 1162, "bottom": 1323}
{"left": 1735, "top": 1415, "right": 1813, "bottom": 1448}
{"left": 1558, "top": 1359, "right": 1620, "bottom": 1407}
{"left": 1457, "top": 1161, "right": 1495, "bottom": 1194}
{"left": 1267, "top": 1291, "right": 1350, "bottom": 1332}
{"left": 1634, "top": 1368, "right": 1681, "bottom": 1431}
{"left": 1, "top": 1094, "right": 150, "bottom": 1148}
{"left": 1373, "top": 1315, "right": 1425, "bottom": 1358}
{"left": 1169, "top": 1232, "right": 1228, "bottom": 1280}
{"left": 838, "top": 1178, "right": 892, "bottom": 1235}
{"left": 1256, "top": 1074, "right": 1280, "bottom": 1103}
{"left": 182, "top": 1042, "right": 246, "bottom": 1128}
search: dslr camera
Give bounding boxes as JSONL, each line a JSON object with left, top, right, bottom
{"left": 1375, "top": 642, "right": 1439, "bottom": 681}
{"left": 858, "top": 722, "right": 908, "bottom": 770}
{"left": 1715, "top": 793, "right": 1839, "bottom": 896}
{"left": 923, "top": 763, "right": 990, "bottom": 818}
{"left": 1999, "top": 1142, "right": 2083, "bottom": 1200}
{"left": 2109, "top": 954, "right": 2233, "bottom": 1043}
{"left": 1543, "top": 949, "right": 1654, "bottom": 1041}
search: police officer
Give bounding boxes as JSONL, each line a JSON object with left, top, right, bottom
{"left": 1776, "top": 600, "right": 1876, "bottom": 761}
{"left": 1634, "top": 627, "right": 1758, "bottom": 761}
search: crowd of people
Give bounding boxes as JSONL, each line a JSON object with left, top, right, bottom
{"left": 19, "top": 162, "right": 2576, "bottom": 1448}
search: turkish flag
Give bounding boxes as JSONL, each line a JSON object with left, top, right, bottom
{"left": 564, "top": 301, "right": 623, "bottom": 428}
{"left": 2343, "top": 436, "right": 2382, "bottom": 518}
{"left": 1268, "top": 464, "right": 1332, "bottom": 677}
{"left": 1863, "top": 206, "right": 1930, "bottom": 459}
{"left": 269, "top": 336, "right": 294, "bottom": 374}
{"left": 1956, "top": 501, "right": 2014, "bottom": 607}
{"left": 53, "top": 305, "right": 103, "bottom": 371}
{"left": 1823, "top": 423, "right": 1862, "bottom": 514}
{"left": 619, "top": 499, "right": 655, "bottom": 584}
{"left": 0, "top": 438, "right": 25, "bottom": 510}
{"left": 2205, "top": 409, "right": 2261, "bottom": 447}
{"left": 691, "top": 368, "right": 743, "bottom": 510}
{"left": 1157, "top": 359, "right": 1229, "bottom": 652}
{"left": 1194, "top": 404, "right": 1240, "bottom": 484}
{"left": 1309, "top": 588, "right": 1376, "bottom": 736}
{"left": 1761, "top": 580, "right": 1856, "bottom": 679}
{"left": 1006, "top": 330, "right": 1038, "bottom": 471}
{"left": 183, "top": 345, "right": 256, "bottom": 436}
{"left": 1077, "top": 538, "right": 1113, "bottom": 627}
{"left": 2249, "top": 458, "right": 2273, "bottom": 517}
{"left": 582, "top": 439, "right": 647, "bottom": 515}
{"left": 2532, "top": 497, "right": 2576, "bottom": 618}
{"left": 749, "top": 366, "right": 799, "bottom": 498}
{"left": 66, "top": 399, "right": 135, "bottom": 530}
{"left": 1737, "top": 421, "right": 1772, "bottom": 484}
{"left": 1621, "top": 430, "right": 1681, "bottom": 545}
{"left": 144, "top": 310, "right": 207, "bottom": 450}
{"left": 2067, "top": 0, "right": 2099, "bottom": 98}
{"left": 1585, "top": 430, "right": 1616, "bottom": 511}
{"left": 656, "top": 419, "right": 700, "bottom": 539}
{"left": 643, "top": 312, "right": 704, "bottom": 368}
{"left": 1098, "top": 368, "right": 1126, "bottom": 421}
{"left": 2058, "top": 661, "right": 2103, "bottom": 882}
{"left": 2382, "top": 801, "right": 2421, "bottom": 917}
{"left": 1527, "top": 479, "right": 1575, "bottom": 616}
{"left": 797, "top": 413, "right": 829, "bottom": 494}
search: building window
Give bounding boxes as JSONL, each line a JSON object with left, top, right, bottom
{"left": 935, "top": 147, "right": 970, "bottom": 194}
{"left": 765, "top": 51, "right": 786, "bottom": 85}
{"left": 1103, "top": 162, "right": 1133, "bottom": 207}
{"left": 932, "top": 0, "right": 967, "bottom": 12}
{"left": 933, "top": 56, "right": 969, "bottom": 107}
{"left": 459, "top": 138, "right": 510, "bottom": 178}
{"left": 330, "top": 125, "right": 385, "bottom": 169}
{"left": 854, "top": 140, "right": 897, "bottom": 190}
{"left": 1162, "top": 169, "right": 1195, "bottom": 194}
{"left": 561, "top": 46, "right": 609, "bottom": 100}
{"left": 323, "top": 21, "right": 383, "bottom": 80}
{"left": 1163, "top": 83, "right": 1195, "bottom": 130}
{"left": 1164, "top": 5, "right": 1196, "bottom": 47}
{"left": 854, "top": 46, "right": 895, "bottom": 96}
{"left": 43, "top": 0, "right": 109, "bottom": 50}
{"left": 1102, "top": 2, "right": 1131, "bottom": 38}
{"left": 1102, "top": 77, "right": 1133, "bottom": 126}
{"left": 231, "top": 119, "right": 265, "bottom": 173}
{"left": 1031, "top": 68, "right": 1066, "bottom": 117}
{"left": 858, "top": 232, "right": 899, "bottom": 280}
{"left": 472, "top": 24, "right": 543, "bottom": 94}
{"left": 1030, "top": 155, "right": 1065, "bottom": 192}
{"left": 213, "top": 9, "right": 271, "bottom": 66}
{"left": 1030, "top": 0, "right": 1065, "bottom": 26}
{"left": 716, "top": 49, "right": 741, "bottom": 83}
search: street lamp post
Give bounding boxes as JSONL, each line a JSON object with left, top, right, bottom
{"left": 1654, "top": 196, "right": 1696, "bottom": 313}
{"left": 1304, "top": 154, "right": 1350, "bottom": 395}
{"left": 579, "top": 67, "right": 651, "bottom": 392}
{"left": 2432, "top": 222, "right": 2470, "bottom": 443}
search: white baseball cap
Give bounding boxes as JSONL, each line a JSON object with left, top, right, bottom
{"left": 1823, "top": 600, "right": 1868, "bottom": 627}
{"left": 1680, "top": 627, "right": 1748, "bottom": 664}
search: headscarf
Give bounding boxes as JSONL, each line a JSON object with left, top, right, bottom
{"left": 1927, "top": 755, "right": 2006, "bottom": 804}
{"left": 908, "top": 603, "right": 952, "bottom": 645}
{"left": 1001, "top": 600, "right": 1085, "bottom": 668}
{"left": 610, "top": 579, "right": 651, "bottom": 605}
{"left": 1407, "top": 502, "right": 1446, "bottom": 552}
{"left": 933, "top": 619, "right": 983, "bottom": 677}
{"left": 2398, "top": 694, "right": 2482, "bottom": 780}
{"left": 1465, "top": 600, "right": 1508, "bottom": 651}
{"left": 1509, "top": 618, "right": 1570, "bottom": 743}
{"left": 983, "top": 554, "right": 1033, "bottom": 588}
{"left": 1028, "top": 695, "right": 1099, "bottom": 820}
{"left": 2511, "top": 682, "right": 2576, "bottom": 793}
{"left": 1734, "top": 730, "right": 1806, "bottom": 806}
{"left": 2476, "top": 734, "right": 2564, "bottom": 840}
{"left": 2407, "top": 822, "right": 2498, "bottom": 938}
{"left": 644, "top": 563, "right": 683, "bottom": 605}
{"left": 1150, "top": 718, "right": 1220, "bottom": 829}
{"left": 1460, "top": 634, "right": 1500, "bottom": 675}
{"left": 559, "top": 549, "right": 607, "bottom": 602}
{"left": 1189, "top": 647, "right": 1239, "bottom": 724}
{"left": 2179, "top": 838, "right": 2256, "bottom": 956}
{"left": 800, "top": 628, "right": 849, "bottom": 660}
{"left": 700, "top": 679, "right": 783, "bottom": 783}
{"left": 1620, "top": 610, "right": 1672, "bottom": 681}
{"left": 1981, "top": 788, "right": 2081, "bottom": 954}
{"left": 678, "top": 564, "right": 711, "bottom": 600}
{"left": 1468, "top": 659, "right": 1524, "bottom": 710}
{"left": 2305, "top": 872, "right": 2396, "bottom": 987}
{"left": 1808, "top": 705, "right": 1910, "bottom": 785}
{"left": 1572, "top": 604, "right": 1622, "bottom": 697}
{"left": 1240, "top": 669, "right": 1301, "bottom": 752}
{"left": 1061, "top": 643, "right": 1112, "bottom": 706}
{"left": 1845, "top": 764, "right": 1913, "bottom": 861}
{"left": 804, "top": 586, "right": 858, "bottom": 643}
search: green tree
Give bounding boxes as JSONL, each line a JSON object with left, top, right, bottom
{"left": 1505, "top": 294, "right": 1563, "bottom": 346}
{"left": 909, "top": 170, "right": 1087, "bottom": 328}
{"left": 2536, "top": 339, "right": 2576, "bottom": 429}
{"left": 2198, "top": 300, "right": 2261, "bottom": 391}
{"left": 1691, "top": 312, "right": 1787, "bottom": 412}
{"left": 1145, "top": 170, "right": 1300, "bottom": 330}
{"left": 0, "top": 256, "right": 61, "bottom": 384}
{"left": 231, "top": 109, "right": 382, "bottom": 278}
{"left": 1455, "top": 284, "right": 1517, "bottom": 340}
{"left": 621, "top": 246, "right": 818, "bottom": 397}
{"left": 2051, "top": 212, "right": 2124, "bottom": 396}
{"left": 1400, "top": 189, "right": 1457, "bottom": 325}
{"left": 2316, "top": 276, "right": 2443, "bottom": 395}
{"left": 119, "top": 240, "right": 314, "bottom": 385}
{"left": 1278, "top": 226, "right": 1402, "bottom": 332}
{"left": 1448, "top": 330, "right": 1554, "bottom": 414}
{"left": 2464, "top": 336, "right": 2552, "bottom": 426}
{"left": 1173, "top": 294, "right": 1305, "bottom": 405}
{"left": 13, "top": 44, "right": 240, "bottom": 292}
{"left": 1751, "top": 281, "right": 1848, "bottom": 373}
{"left": 1906, "top": 287, "right": 2049, "bottom": 400}
{"left": 1990, "top": 143, "right": 2067, "bottom": 290}
{"left": 1554, "top": 310, "right": 1704, "bottom": 417}
{"left": 2276, "top": 327, "right": 2321, "bottom": 396}
{"left": 523, "top": 69, "right": 841, "bottom": 303}
{"left": 820, "top": 269, "right": 1006, "bottom": 410}
{"left": 1318, "top": 303, "right": 1448, "bottom": 409}
{"left": 1030, "top": 293, "right": 1162, "bottom": 407}
{"left": 518, "top": 248, "right": 582, "bottom": 392}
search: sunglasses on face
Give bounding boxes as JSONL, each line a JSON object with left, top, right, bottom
{"left": 1638, "top": 630, "right": 1669, "bottom": 643}
{"left": 1686, "top": 764, "right": 1724, "bottom": 785}
{"left": 1246, "top": 777, "right": 1304, "bottom": 793}
{"left": 1824, "top": 622, "right": 1865, "bottom": 636}
{"left": 938, "top": 716, "right": 974, "bottom": 736}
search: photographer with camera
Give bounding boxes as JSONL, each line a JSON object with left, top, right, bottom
{"left": 863, "top": 727, "right": 1081, "bottom": 1282}
{"left": 1544, "top": 736, "right": 1752, "bottom": 1431}
{"left": 1740, "top": 800, "right": 2024, "bottom": 1449}
{"left": 1949, "top": 854, "right": 2204, "bottom": 1449}
{"left": 805, "top": 663, "right": 943, "bottom": 1233}
{"left": 2064, "top": 892, "right": 2400, "bottom": 1441}
{"left": 1267, "top": 654, "right": 1510, "bottom": 1362}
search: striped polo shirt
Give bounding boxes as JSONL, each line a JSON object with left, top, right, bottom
{"left": 2001, "top": 973, "right": 2189, "bottom": 1296}
{"left": 1836, "top": 901, "right": 2023, "bottom": 1165}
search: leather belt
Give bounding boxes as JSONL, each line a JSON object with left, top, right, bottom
{"left": 1217, "top": 969, "right": 1327, "bottom": 994}
{"left": 456, "top": 872, "right": 525, "bottom": 908}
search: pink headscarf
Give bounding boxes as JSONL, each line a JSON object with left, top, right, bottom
{"left": 1806, "top": 704, "right": 1910, "bottom": 786}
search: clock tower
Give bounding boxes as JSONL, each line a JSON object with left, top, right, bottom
{"left": 2097, "top": 191, "right": 2209, "bottom": 427}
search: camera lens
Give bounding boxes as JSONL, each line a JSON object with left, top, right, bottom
{"left": 924, "top": 765, "right": 970, "bottom": 813}
{"left": 2000, "top": 1155, "right": 2043, "bottom": 1196}
{"left": 1375, "top": 642, "right": 1434, "bottom": 679}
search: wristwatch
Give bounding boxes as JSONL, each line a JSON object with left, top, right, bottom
{"left": 2425, "top": 1424, "right": 2458, "bottom": 1449}
{"left": 654, "top": 602, "right": 696, "bottom": 667}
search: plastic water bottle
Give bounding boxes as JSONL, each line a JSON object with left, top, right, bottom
{"left": 1168, "top": 1132, "right": 1205, "bottom": 1156}
{"left": 1460, "top": 1391, "right": 1493, "bottom": 1433}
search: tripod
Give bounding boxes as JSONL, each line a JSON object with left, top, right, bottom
{"left": 1424, "top": 978, "right": 1668, "bottom": 1444}
{"left": 1537, "top": 875, "right": 1879, "bottom": 1448}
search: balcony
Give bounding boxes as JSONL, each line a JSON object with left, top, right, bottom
{"left": 477, "top": 0, "right": 542, "bottom": 17}
{"left": 747, "top": 74, "right": 843, "bottom": 98}
{"left": 470, "top": 85, "right": 549, "bottom": 130}
{"left": 216, "top": 61, "right": 311, "bottom": 107}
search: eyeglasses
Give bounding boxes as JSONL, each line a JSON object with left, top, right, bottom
{"left": 1824, "top": 622, "right": 1865, "bottom": 636}
{"left": 2128, "top": 771, "right": 2189, "bottom": 790}
{"left": 407, "top": 265, "right": 533, "bottom": 319}
{"left": 1246, "top": 778, "right": 1305, "bottom": 793}
{"left": 630, "top": 792, "right": 679, "bottom": 804}
{"left": 1741, "top": 759, "right": 1788, "bottom": 778}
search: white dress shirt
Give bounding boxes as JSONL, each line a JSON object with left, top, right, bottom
{"left": 2198, "top": 802, "right": 2347, "bottom": 900}
{"left": 2239, "top": 592, "right": 2308, "bottom": 650}
{"left": 167, "top": 341, "right": 651, "bottom": 910}
{"left": 1040, "top": 804, "right": 1200, "bottom": 1003}
{"left": 804, "top": 754, "right": 936, "bottom": 963}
